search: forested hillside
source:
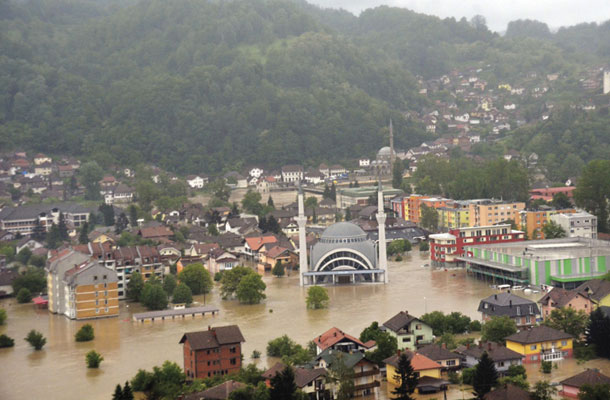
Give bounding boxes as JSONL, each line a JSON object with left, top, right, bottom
{"left": 1, "top": 0, "right": 609, "bottom": 174}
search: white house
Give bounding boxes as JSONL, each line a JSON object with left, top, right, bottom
{"left": 249, "top": 167, "right": 264, "bottom": 179}
{"left": 186, "top": 175, "right": 208, "bottom": 189}
{"left": 359, "top": 159, "right": 370, "bottom": 167}
{"left": 281, "top": 165, "right": 304, "bottom": 183}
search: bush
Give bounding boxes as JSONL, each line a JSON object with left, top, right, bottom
{"left": 140, "top": 283, "right": 168, "bottom": 310}
{"left": 395, "top": 255, "right": 403, "bottom": 261}
{"left": 16, "top": 288, "right": 32, "bottom": 303}
{"left": 448, "top": 370, "right": 460, "bottom": 384}
{"left": 306, "top": 286, "right": 329, "bottom": 309}
{"left": 507, "top": 364, "right": 527, "bottom": 378}
{"left": 272, "top": 261, "right": 285, "bottom": 277}
{"left": 0, "top": 334, "right": 15, "bottom": 348}
{"left": 75, "top": 324, "right": 95, "bottom": 342}
{"left": 574, "top": 343, "right": 597, "bottom": 361}
{"left": 252, "top": 350, "right": 261, "bottom": 359}
{"left": 172, "top": 283, "right": 193, "bottom": 305}
{"left": 25, "top": 329, "right": 46, "bottom": 350}
{"left": 469, "top": 320, "right": 482, "bottom": 332}
{"left": 541, "top": 360, "right": 552, "bottom": 374}
{"left": 214, "top": 271, "right": 224, "bottom": 282}
{"left": 461, "top": 367, "right": 475, "bottom": 385}
{"left": 86, "top": 350, "right": 104, "bottom": 368}
{"left": 419, "top": 241, "right": 429, "bottom": 251}
{"left": 0, "top": 308, "right": 6, "bottom": 325}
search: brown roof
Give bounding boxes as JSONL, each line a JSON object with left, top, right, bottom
{"left": 179, "top": 325, "right": 245, "bottom": 350}
{"left": 504, "top": 325, "right": 573, "bottom": 344}
{"left": 560, "top": 369, "right": 610, "bottom": 388}
{"left": 184, "top": 380, "right": 245, "bottom": 400}
{"left": 417, "top": 344, "right": 461, "bottom": 361}
{"left": 455, "top": 342, "right": 523, "bottom": 362}
{"left": 138, "top": 226, "right": 173, "bottom": 239}
{"left": 538, "top": 287, "right": 581, "bottom": 308}
{"left": 575, "top": 279, "right": 610, "bottom": 303}
{"left": 483, "top": 384, "right": 532, "bottom": 400}
{"left": 262, "top": 363, "right": 326, "bottom": 389}
{"left": 383, "top": 311, "right": 421, "bottom": 333}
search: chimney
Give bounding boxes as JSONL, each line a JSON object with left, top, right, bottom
{"left": 441, "top": 343, "right": 446, "bottom": 349}
{"left": 466, "top": 343, "right": 470, "bottom": 349}
{"left": 509, "top": 300, "right": 513, "bottom": 307}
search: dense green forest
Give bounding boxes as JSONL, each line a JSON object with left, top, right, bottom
{"left": 1, "top": 0, "right": 609, "bottom": 174}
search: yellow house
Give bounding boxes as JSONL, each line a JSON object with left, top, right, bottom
{"left": 438, "top": 207, "right": 470, "bottom": 230}
{"left": 505, "top": 325, "right": 573, "bottom": 363}
{"left": 575, "top": 279, "right": 610, "bottom": 308}
{"left": 384, "top": 351, "right": 442, "bottom": 385}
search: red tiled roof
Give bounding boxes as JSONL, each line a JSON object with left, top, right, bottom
{"left": 245, "top": 235, "right": 278, "bottom": 252}
{"left": 384, "top": 350, "right": 442, "bottom": 371}
{"left": 313, "top": 327, "right": 369, "bottom": 352}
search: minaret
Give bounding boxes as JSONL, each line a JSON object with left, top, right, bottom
{"left": 389, "top": 119, "right": 395, "bottom": 171}
{"left": 296, "top": 183, "right": 308, "bottom": 287}
{"left": 376, "top": 176, "right": 388, "bottom": 283}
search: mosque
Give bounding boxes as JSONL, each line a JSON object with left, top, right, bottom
{"left": 298, "top": 182, "right": 388, "bottom": 286}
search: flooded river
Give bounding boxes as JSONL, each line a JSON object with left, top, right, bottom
{"left": 1, "top": 252, "right": 609, "bottom": 399}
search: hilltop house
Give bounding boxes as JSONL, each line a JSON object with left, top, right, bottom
{"left": 382, "top": 311, "right": 434, "bottom": 350}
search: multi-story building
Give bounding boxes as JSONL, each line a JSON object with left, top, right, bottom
{"left": 315, "top": 349, "right": 381, "bottom": 398}
{"left": 0, "top": 203, "right": 91, "bottom": 235}
{"left": 468, "top": 199, "right": 525, "bottom": 227}
{"left": 516, "top": 207, "right": 577, "bottom": 239}
{"left": 47, "top": 249, "right": 91, "bottom": 315}
{"left": 550, "top": 212, "right": 597, "bottom": 239}
{"left": 337, "top": 186, "right": 403, "bottom": 208}
{"left": 382, "top": 311, "right": 434, "bottom": 351}
{"left": 505, "top": 325, "right": 574, "bottom": 363}
{"left": 280, "top": 165, "right": 303, "bottom": 183}
{"left": 478, "top": 292, "right": 540, "bottom": 329}
{"left": 529, "top": 186, "right": 576, "bottom": 202}
{"left": 429, "top": 224, "right": 524, "bottom": 267}
{"left": 437, "top": 204, "right": 470, "bottom": 230}
{"left": 180, "top": 325, "right": 245, "bottom": 379}
{"left": 401, "top": 195, "right": 450, "bottom": 224}
{"left": 462, "top": 238, "right": 610, "bottom": 288}
{"left": 538, "top": 287, "right": 595, "bottom": 319}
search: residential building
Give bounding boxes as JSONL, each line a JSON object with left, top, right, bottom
{"left": 462, "top": 238, "right": 610, "bottom": 288}
{"left": 478, "top": 292, "right": 540, "bottom": 329}
{"left": 437, "top": 205, "right": 470, "bottom": 230}
{"left": 262, "top": 363, "right": 328, "bottom": 399}
{"left": 312, "top": 327, "right": 375, "bottom": 355}
{"left": 47, "top": 249, "right": 91, "bottom": 316}
{"left": 257, "top": 245, "right": 296, "bottom": 273}
{"left": 529, "top": 186, "right": 576, "bottom": 202}
{"left": 505, "top": 325, "right": 574, "bottom": 363}
{"left": 468, "top": 199, "right": 525, "bottom": 227}
{"left": 184, "top": 380, "right": 245, "bottom": 400}
{"left": 560, "top": 369, "right": 610, "bottom": 398}
{"left": 137, "top": 226, "right": 173, "bottom": 243}
{"left": 62, "top": 261, "right": 119, "bottom": 320}
{"left": 455, "top": 342, "right": 524, "bottom": 373}
{"left": 382, "top": 311, "right": 434, "bottom": 350}
{"left": 0, "top": 203, "right": 90, "bottom": 235}
{"left": 429, "top": 224, "right": 524, "bottom": 267}
{"left": 281, "top": 165, "right": 303, "bottom": 183}
{"left": 483, "top": 384, "right": 533, "bottom": 400}
{"left": 314, "top": 349, "right": 380, "bottom": 398}
{"left": 550, "top": 212, "right": 597, "bottom": 239}
{"left": 574, "top": 279, "right": 610, "bottom": 308}
{"left": 538, "top": 287, "right": 595, "bottom": 319}
{"left": 179, "top": 325, "right": 245, "bottom": 380}
{"left": 416, "top": 344, "right": 461, "bottom": 371}
{"left": 244, "top": 234, "right": 278, "bottom": 260}
{"left": 206, "top": 249, "right": 239, "bottom": 275}
{"left": 384, "top": 351, "right": 441, "bottom": 384}
{"left": 397, "top": 195, "right": 450, "bottom": 224}
{"left": 186, "top": 175, "right": 208, "bottom": 189}
{"left": 359, "top": 159, "right": 370, "bottom": 167}
{"left": 34, "top": 153, "right": 52, "bottom": 165}
{"left": 516, "top": 207, "right": 577, "bottom": 239}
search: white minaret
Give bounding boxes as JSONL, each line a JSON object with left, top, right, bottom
{"left": 376, "top": 177, "right": 388, "bottom": 283}
{"left": 296, "top": 184, "right": 308, "bottom": 286}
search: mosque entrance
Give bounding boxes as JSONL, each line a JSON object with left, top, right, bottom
{"left": 336, "top": 275, "right": 352, "bottom": 284}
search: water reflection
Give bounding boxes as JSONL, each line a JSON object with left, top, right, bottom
{"left": 1, "top": 252, "right": 609, "bottom": 399}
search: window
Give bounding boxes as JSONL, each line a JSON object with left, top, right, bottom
{"left": 530, "top": 345, "right": 537, "bottom": 350}
{"left": 105, "top": 308, "right": 108, "bottom": 312}
{"left": 96, "top": 300, "right": 99, "bottom": 306}
{"left": 403, "top": 337, "right": 411, "bottom": 343}
{"left": 416, "top": 324, "right": 421, "bottom": 330}
{"left": 230, "top": 346, "right": 237, "bottom": 354}
{"left": 531, "top": 355, "right": 538, "bottom": 361}
{"left": 103, "top": 275, "right": 107, "bottom": 280}
{"left": 561, "top": 340, "right": 567, "bottom": 346}
{"left": 95, "top": 308, "right": 99, "bottom": 314}
{"left": 93, "top": 276, "right": 98, "bottom": 281}
{"left": 230, "top": 358, "right": 237, "bottom": 365}
{"left": 446, "top": 360, "right": 456, "bottom": 366}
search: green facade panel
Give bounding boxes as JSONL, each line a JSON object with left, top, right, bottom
{"left": 564, "top": 259, "right": 572, "bottom": 276}
{"left": 544, "top": 261, "right": 551, "bottom": 285}
{"left": 599, "top": 256, "right": 607, "bottom": 273}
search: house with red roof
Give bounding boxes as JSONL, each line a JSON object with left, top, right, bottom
{"left": 244, "top": 234, "right": 278, "bottom": 260}
{"left": 312, "top": 327, "right": 376, "bottom": 355}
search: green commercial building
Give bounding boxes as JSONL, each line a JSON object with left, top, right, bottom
{"left": 459, "top": 238, "right": 610, "bottom": 289}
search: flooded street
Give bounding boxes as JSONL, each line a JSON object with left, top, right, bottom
{"left": 1, "top": 252, "right": 609, "bottom": 399}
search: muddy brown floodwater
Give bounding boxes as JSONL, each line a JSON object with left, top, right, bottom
{"left": 1, "top": 252, "right": 609, "bottom": 400}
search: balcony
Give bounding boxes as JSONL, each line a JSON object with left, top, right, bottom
{"left": 353, "top": 368, "right": 380, "bottom": 379}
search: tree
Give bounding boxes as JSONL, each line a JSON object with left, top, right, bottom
{"left": 367, "top": 331, "right": 398, "bottom": 365}
{"left": 75, "top": 324, "right": 95, "bottom": 342}
{"left": 266, "top": 335, "right": 313, "bottom": 365}
{"left": 345, "top": 208, "right": 352, "bottom": 221}
{"left": 17, "top": 288, "right": 32, "bottom": 303}
{"left": 270, "top": 366, "right": 297, "bottom": 400}
{"left": 587, "top": 308, "right": 610, "bottom": 358}
{"left": 122, "top": 381, "right": 134, "bottom": 400}
{"left": 32, "top": 219, "right": 47, "bottom": 241}
{"left": 267, "top": 196, "right": 274, "bottom": 208}
{"left": 112, "top": 384, "right": 123, "bottom": 400}
{"left": 531, "top": 380, "right": 557, "bottom": 400}
{"left": 472, "top": 351, "right": 498, "bottom": 399}
{"left": 575, "top": 160, "right": 610, "bottom": 233}
{"left": 79, "top": 222, "right": 89, "bottom": 244}
{"left": 25, "top": 329, "right": 46, "bottom": 350}
{"left": 131, "top": 361, "right": 184, "bottom": 399}
{"left": 0, "top": 334, "right": 15, "bottom": 348}
{"left": 0, "top": 308, "right": 6, "bottom": 325}
{"left": 498, "top": 375, "right": 529, "bottom": 390}
{"left": 58, "top": 212, "right": 69, "bottom": 241}
{"left": 172, "top": 283, "right": 193, "bottom": 305}
{"left": 330, "top": 183, "right": 336, "bottom": 201}
{"left": 221, "top": 266, "right": 256, "bottom": 299}
{"left": 115, "top": 213, "right": 129, "bottom": 234}
{"left": 541, "top": 220, "right": 566, "bottom": 239}
{"left": 481, "top": 316, "right": 517, "bottom": 343}
{"left": 578, "top": 384, "right": 610, "bottom": 400}
{"left": 272, "top": 260, "right": 285, "bottom": 277}
{"left": 419, "top": 241, "right": 429, "bottom": 251}
{"left": 552, "top": 192, "right": 572, "bottom": 209}
{"left": 12, "top": 267, "right": 46, "bottom": 294}
{"left": 178, "top": 263, "right": 212, "bottom": 295}
{"left": 79, "top": 161, "right": 104, "bottom": 200}
{"left": 242, "top": 190, "right": 263, "bottom": 215}
{"left": 420, "top": 204, "right": 439, "bottom": 231}
{"left": 360, "top": 322, "right": 382, "bottom": 343}
{"left": 304, "top": 196, "right": 318, "bottom": 211}
{"left": 128, "top": 205, "right": 139, "bottom": 227}
{"left": 236, "top": 273, "right": 266, "bottom": 304}
{"left": 306, "top": 286, "right": 329, "bottom": 309}
{"left": 543, "top": 308, "right": 588, "bottom": 338}
{"left": 436, "top": 333, "right": 457, "bottom": 350}
{"left": 392, "top": 159, "right": 404, "bottom": 189}
{"left": 140, "top": 283, "right": 169, "bottom": 310}
{"left": 208, "top": 224, "right": 219, "bottom": 236}
{"left": 99, "top": 204, "right": 115, "bottom": 226}
{"left": 16, "top": 247, "right": 32, "bottom": 265}
{"left": 328, "top": 352, "right": 355, "bottom": 400}
{"left": 126, "top": 272, "right": 144, "bottom": 301}
{"left": 391, "top": 352, "right": 418, "bottom": 400}
{"left": 162, "top": 274, "right": 177, "bottom": 296}
{"left": 86, "top": 350, "right": 104, "bottom": 368}
{"left": 46, "top": 223, "right": 62, "bottom": 249}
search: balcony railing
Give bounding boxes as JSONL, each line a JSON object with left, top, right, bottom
{"left": 353, "top": 369, "right": 379, "bottom": 379}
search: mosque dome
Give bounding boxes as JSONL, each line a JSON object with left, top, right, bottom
{"left": 320, "top": 222, "right": 367, "bottom": 240}
{"left": 377, "top": 146, "right": 393, "bottom": 157}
